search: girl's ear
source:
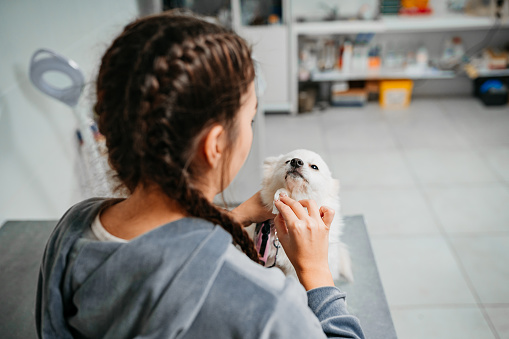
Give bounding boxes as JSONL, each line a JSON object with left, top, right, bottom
{"left": 262, "top": 155, "right": 282, "bottom": 180}
{"left": 202, "top": 124, "right": 226, "bottom": 169}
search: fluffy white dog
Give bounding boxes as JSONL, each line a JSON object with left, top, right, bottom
{"left": 255, "top": 149, "right": 353, "bottom": 283}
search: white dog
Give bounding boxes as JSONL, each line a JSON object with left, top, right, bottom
{"left": 254, "top": 149, "right": 353, "bottom": 283}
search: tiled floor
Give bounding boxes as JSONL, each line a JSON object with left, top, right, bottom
{"left": 263, "top": 97, "right": 509, "bottom": 339}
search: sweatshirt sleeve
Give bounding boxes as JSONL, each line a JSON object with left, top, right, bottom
{"left": 262, "top": 278, "right": 365, "bottom": 339}
{"left": 307, "top": 286, "right": 365, "bottom": 339}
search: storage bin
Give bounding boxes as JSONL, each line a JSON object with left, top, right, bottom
{"left": 298, "top": 88, "right": 317, "bottom": 112}
{"left": 331, "top": 88, "right": 367, "bottom": 107}
{"left": 473, "top": 76, "right": 509, "bottom": 106}
{"left": 379, "top": 79, "right": 414, "bottom": 108}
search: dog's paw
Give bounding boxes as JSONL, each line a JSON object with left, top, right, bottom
{"left": 272, "top": 188, "right": 290, "bottom": 214}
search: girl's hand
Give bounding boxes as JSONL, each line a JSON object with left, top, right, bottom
{"left": 274, "top": 194, "right": 335, "bottom": 290}
{"left": 230, "top": 191, "right": 275, "bottom": 227}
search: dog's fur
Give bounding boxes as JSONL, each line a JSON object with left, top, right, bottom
{"left": 258, "top": 149, "right": 353, "bottom": 283}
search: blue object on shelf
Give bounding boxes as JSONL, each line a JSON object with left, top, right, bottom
{"left": 480, "top": 79, "right": 506, "bottom": 94}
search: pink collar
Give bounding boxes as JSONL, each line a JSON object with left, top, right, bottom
{"left": 255, "top": 220, "right": 280, "bottom": 267}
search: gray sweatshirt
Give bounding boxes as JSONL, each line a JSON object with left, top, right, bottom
{"left": 36, "top": 198, "right": 365, "bottom": 338}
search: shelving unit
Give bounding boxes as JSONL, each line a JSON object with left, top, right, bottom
{"left": 227, "top": 1, "right": 509, "bottom": 114}
{"left": 288, "top": 11, "right": 509, "bottom": 114}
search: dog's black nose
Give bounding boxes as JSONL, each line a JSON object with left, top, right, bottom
{"left": 290, "top": 158, "right": 304, "bottom": 168}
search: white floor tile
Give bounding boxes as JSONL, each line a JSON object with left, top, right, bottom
{"left": 390, "top": 121, "right": 471, "bottom": 150}
{"left": 439, "top": 97, "right": 502, "bottom": 125}
{"left": 323, "top": 120, "right": 398, "bottom": 151}
{"left": 330, "top": 151, "right": 416, "bottom": 188}
{"left": 391, "top": 307, "right": 495, "bottom": 339}
{"left": 485, "top": 306, "right": 509, "bottom": 339}
{"left": 442, "top": 101, "right": 509, "bottom": 148}
{"left": 341, "top": 188, "right": 441, "bottom": 236}
{"left": 482, "top": 147, "right": 509, "bottom": 183}
{"left": 462, "top": 123, "right": 509, "bottom": 148}
{"left": 450, "top": 235, "right": 509, "bottom": 304}
{"left": 424, "top": 185, "right": 509, "bottom": 234}
{"left": 385, "top": 99, "right": 472, "bottom": 150}
{"left": 370, "top": 237, "right": 476, "bottom": 307}
{"left": 384, "top": 98, "right": 446, "bottom": 119}
{"left": 319, "top": 104, "right": 385, "bottom": 124}
{"left": 404, "top": 149, "right": 500, "bottom": 185}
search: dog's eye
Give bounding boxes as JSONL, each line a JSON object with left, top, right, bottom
{"left": 285, "top": 160, "right": 290, "bottom": 164}
{"left": 310, "top": 164, "right": 319, "bottom": 170}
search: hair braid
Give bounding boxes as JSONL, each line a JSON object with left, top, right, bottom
{"left": 96, "top": 11, "right": 260, "bottom": 263}
{"left": 162, "top": 164, "right": 261, "bottom": 263}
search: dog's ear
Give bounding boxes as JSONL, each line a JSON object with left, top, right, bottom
{"left": 262, "top": 155, "right": 282, "bottom": 180}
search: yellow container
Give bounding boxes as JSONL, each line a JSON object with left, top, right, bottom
{"left": 401, "top": 0, "right": 429, "bottom": 9}
{"left": 379, "top": 79, "right": 414, "bottom": 109}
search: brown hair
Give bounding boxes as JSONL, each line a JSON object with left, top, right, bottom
{"left": 94, "top": 10, "right": 259, "bottom": 262}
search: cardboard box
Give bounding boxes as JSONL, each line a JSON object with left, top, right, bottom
{"left": 484, "top": 48, "right": 508, "bottom": 70}
{"left": 379, "top": 79, "right": 413, "bottom": 108}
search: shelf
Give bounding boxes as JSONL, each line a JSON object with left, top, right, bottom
{"left": 465, "top": 65, "right": 509, "bottom": 79}
{"left": 293, "top": 14, "right": 509, "bottom": 36}
{"left": 293, "top": 20, "right": 385, "bottom": 35}
{"left": 475, "top": 68, "right": 509, "bottom": 77}
{"left": 308, "top": 67, "right": 456, "bottom": 82}
{"left": 383, "top": 14, "right": 509, "bottom": 32}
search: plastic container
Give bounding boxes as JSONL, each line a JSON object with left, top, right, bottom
{"left": 331, "top": 88, "right": 367, "bottom": 107}
{"left": 416, "top": 45, "right": 429, "bottom": 70}
{"left": 474, "top": 77, "right": 509, "bottom": 106}
{"left": 379, "top": 79, "right": 414, "bottom": 108}
{"left": 342, "top": 40, "right": 353, "bottom": 72}
{"left": 381, "top": 0, "right": 401, "bottom": 14}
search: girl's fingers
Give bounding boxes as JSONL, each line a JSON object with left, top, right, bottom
{"left": 298, "top": 199, "right": 320, "bottom": 219}
{"left": 319, "top": 206, "right": 335, "bottom": 228}
{"left": 273, "top": 211, "right": 288, "bottom": 236}
{"left": 278, "top": 195, "right": 310, "bottom": 220}
{"left": 273, "top": 200, "right": 296, "bottom": 236}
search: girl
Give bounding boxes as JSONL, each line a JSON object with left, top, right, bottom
{"left": 36, "top": 10, "right": 364, "bottom": 339}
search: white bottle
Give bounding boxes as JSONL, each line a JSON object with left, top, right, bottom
{"left": 342, "top": 40, "right": 353, "bottom": 72}
{"left": 441, "top": 37, "right": 455, "bottom": 68}
{"left": 452, "top": 36, "right": 465, "bottom": 64}
{"left": 416, "top": 46, "right": 429, "bottom": 70}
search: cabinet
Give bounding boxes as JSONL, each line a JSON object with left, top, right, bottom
{"left": 231, "top": 0, "right": 292, "bottom": 112}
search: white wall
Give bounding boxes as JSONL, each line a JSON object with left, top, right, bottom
{"left": 0, "top": 1, "right": 140, "bottom": 224}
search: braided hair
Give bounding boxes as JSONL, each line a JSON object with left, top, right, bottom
{"left": 94, "top": 10, "right": 260, "bottom": 263}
